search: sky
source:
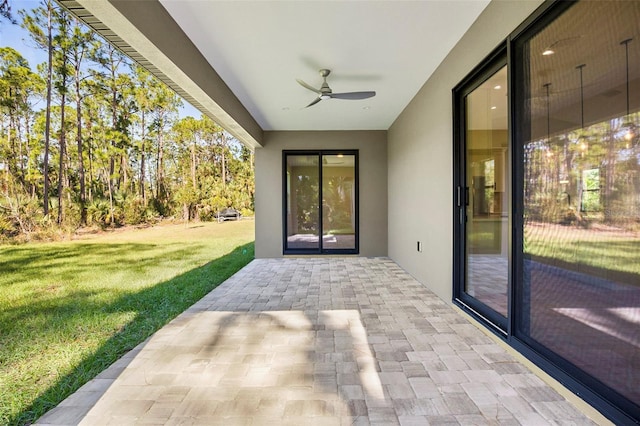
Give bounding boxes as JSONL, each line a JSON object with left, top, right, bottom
{"left": 0, "top": 0, "right": 201, "bottom": 118}
{"left": 0, "top": 1, "right": 43, "bottom": 68}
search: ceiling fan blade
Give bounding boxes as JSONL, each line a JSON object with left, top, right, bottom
{"left": 297, "top": 79, "right": 321, "bottom": 94}
{"left": 305, "top": 97, "right": 322, "bottom": 108}
{"left": 330, "top": 91, "right": 376, "bottom": 100}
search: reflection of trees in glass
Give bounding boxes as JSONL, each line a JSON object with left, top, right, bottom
{"left": 323, "top": 175, "right": 354, "bottom": 233}
{"left": 483, "top": 159, "right": 495, "bottom": 214}
{"left": 581, "top": 169, "right": 600, "bottom": 212}
{"left": 294, "top": 174, "right": 318, "bottom": 233}
{"left": 525, "top": 114, "right": 640, "bottom": 230}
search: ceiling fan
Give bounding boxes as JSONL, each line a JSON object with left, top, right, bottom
{"left": 297, "top": 69, "right": 376, "bottom": 108}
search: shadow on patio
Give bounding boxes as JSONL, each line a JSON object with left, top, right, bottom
{"left": 36, "top": 258, "right": 596, "bottom": 425}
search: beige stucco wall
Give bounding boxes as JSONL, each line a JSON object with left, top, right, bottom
{"left": 255, "top": 131, "right": 388, "bottom": 258}
{"left": 387, "top": 0, "right": 544, "bottom": 302}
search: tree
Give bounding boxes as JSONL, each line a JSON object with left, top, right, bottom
{"left": 0, "top": 47, "right": 41, "bottom": 191}
{"left": 21, "top": 0, "right": 55, "bottom": 217}
{"left": 52, "top": 9, "right": 70, "bottom": 224}
{"left": 1, "top": 2, "right": 255, "bottom": 236}
{"left": 146, "top": 77, "right": 181, "bottom": 210}
{"left": 0, "top": 0, "right": 15, "bottom": 24}
{"left": 172, "top": 115, "right": 202, "bottom": 220}
{"left": 67, "top": 17, "right": 96, "bottom": 224}
{"left": 131, "top": 66, "right": 155, "bottom": 205}
{"left": 91, "top": 43, "right": 132, "bottom": 224}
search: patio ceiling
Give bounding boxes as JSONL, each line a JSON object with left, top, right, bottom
{"left": 60, "top": 0, "right": 490, "bottom": 147}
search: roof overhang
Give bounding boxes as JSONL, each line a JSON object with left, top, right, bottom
{"left": 59, "top": 0, "right": 491, "bottom": 149}
{"left": 59, "top": 0, "right": 264, "bottom": 148}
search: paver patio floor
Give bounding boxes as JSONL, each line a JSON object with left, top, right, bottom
{"left": 36, "top": 257, "right": 596, "bottom": 425}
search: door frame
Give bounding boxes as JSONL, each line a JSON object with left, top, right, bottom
{"left": 453, "top": 45, "right": 510, "bottom": 334}
{"left": 282, "top": 150, "right": 359, "bottom": 255}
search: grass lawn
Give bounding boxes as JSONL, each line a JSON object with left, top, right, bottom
{"left": 525, "top": 222, "right": 640, "bottom": 276}
{"left": 0, "top": 220, "right": 254, "bottom": 425}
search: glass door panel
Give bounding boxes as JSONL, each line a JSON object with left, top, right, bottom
{"left": 517, "top": 0, "right": 640, "bottom": 408}
{"left": 285, "top": 154, "right": 320, "bottom": 250}
{"left": 284, "top": 151, "right": 358, "bottom": 254}
{"left": 322, "top": 154, "right": 357, "bottom": 250}
{"left": 465, "top": 65, "right": 509, "bottom": 318}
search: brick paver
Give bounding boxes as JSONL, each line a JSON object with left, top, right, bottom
{"left": 36, "top": 258, "right": 597, "bottom": 425}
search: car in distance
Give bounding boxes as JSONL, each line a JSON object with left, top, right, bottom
{"left": 215, "top": 208, "right": 242, "bottom": 222}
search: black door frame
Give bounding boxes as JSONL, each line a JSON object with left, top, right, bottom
{"left": 282, "top": 150, "right": 359, "bottom": 255}
{"left": 453, "top": 45, "right": 510, "bottom": 335}
{"left": 453, "top": 1, "right": 639, "bottom": 422}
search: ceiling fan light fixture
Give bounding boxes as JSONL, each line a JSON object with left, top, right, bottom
{"left": 320, "top": 94, "right": 331, "bottom": 100}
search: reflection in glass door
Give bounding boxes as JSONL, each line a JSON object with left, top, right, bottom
{"left": 284, "top": 151, "right": 358, "bottom": 254}
{"left": 516, "top": 1, "right": 640, "bottom": 410}
{"left": 456, "top": 60, "right": 509, "bottom": 327}
{"left": 285, "top": 154, "right": 320, "bottom": 250}
{"left": 322, "top": 155, "right": 357, "bottom": 251}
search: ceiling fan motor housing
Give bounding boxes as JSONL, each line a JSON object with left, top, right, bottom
{"left": 297, "top": 68, "right": 376, "bottom": 107}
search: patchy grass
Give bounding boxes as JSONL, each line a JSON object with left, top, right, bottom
{"left": 0, "top": 221, "right": 254, "bottom": 425}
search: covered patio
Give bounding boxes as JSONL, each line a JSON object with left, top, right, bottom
{"left": 37, "top": 258, "right": 595, "bottom": 425}
{"left": 39, "top": 1, "right": 638, "bottom": 421}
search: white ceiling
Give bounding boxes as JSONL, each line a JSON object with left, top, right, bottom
{"left": 158, "top": 0, "right": 490, "bottom": 131}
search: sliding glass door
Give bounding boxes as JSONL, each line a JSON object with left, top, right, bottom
{"left": 454, "top": 49, "right": 510, "bottom": 332}
{"left": 284, "top": 151, "right": 358, "bottom": 254}
{"left": 454, "top": 1, "right": 640, "bottom": 421}
{"left": 285, "top": 153, "right": 320, "bottom": 251}
{"left": 513, "top": 1, "right": 640, "bottom": 417}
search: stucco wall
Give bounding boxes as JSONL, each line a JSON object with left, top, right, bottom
{"left": 387, "top": 0, "right": 544, "bottom": 302}
{"left": 255, "top": 131, "right": 388, "bottom": 258}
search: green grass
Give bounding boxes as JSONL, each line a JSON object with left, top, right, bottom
{"left": 525, "top": 223, "right": 640, "bottom": 278}
{"left": 0, "top": 221, "right": 255, "bottom": 425}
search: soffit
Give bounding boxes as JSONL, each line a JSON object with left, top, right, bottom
{"left": 157, "top": 0, "right": 490, "bottom": 131}
{"left": 60, "top": 0, "right": 490, "bottom": 138}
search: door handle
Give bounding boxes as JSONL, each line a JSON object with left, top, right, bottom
{"left": 456, "top": 186, "right": 470, "bottom": 206}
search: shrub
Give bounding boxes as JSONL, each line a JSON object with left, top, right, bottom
{"left": 0, "top": 193, "right": 42, "bottom": 238}
{"left": 87, "top": 199, "right": 110, "bottom": 227}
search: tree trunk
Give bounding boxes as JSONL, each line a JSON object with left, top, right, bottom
{"left": 16, "top": 117, "right": 25, "bottom": 188}
{"left": 220, "top": 133, "right": 226, "bottom": 188}
{"left": 57, "top": 89, "right": 67, "bottom": 225}
{"left": 43, "top": 0, "right": 53, "bottom": 216}
{"left": 86, "top": 119, "right": 94, "bottom": 202}
{"left": 183, "top": 203, "right": 189, "bottom": 222}
{"left": 108, "top": 73, "right": 117, "bottom": 225}
{"left": 120, "top": 154, "right": 128, "bottom": 191}
{"left": 108, "top": 155, "right": 115, "bottom": 224}
{"left": 25, "top": 109, "right": 35, "bottom": 196}
{"left": 191, "top": 138, "right": 196, "bottom": 189}
{"left": 139, "top": 110, "right": 146, "bottom": 204}
{"left": 156, "top": 130, "right": 164, "bottom": 201}
{"left": 75, "top": 72, "right": 87, "bottom": 225}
